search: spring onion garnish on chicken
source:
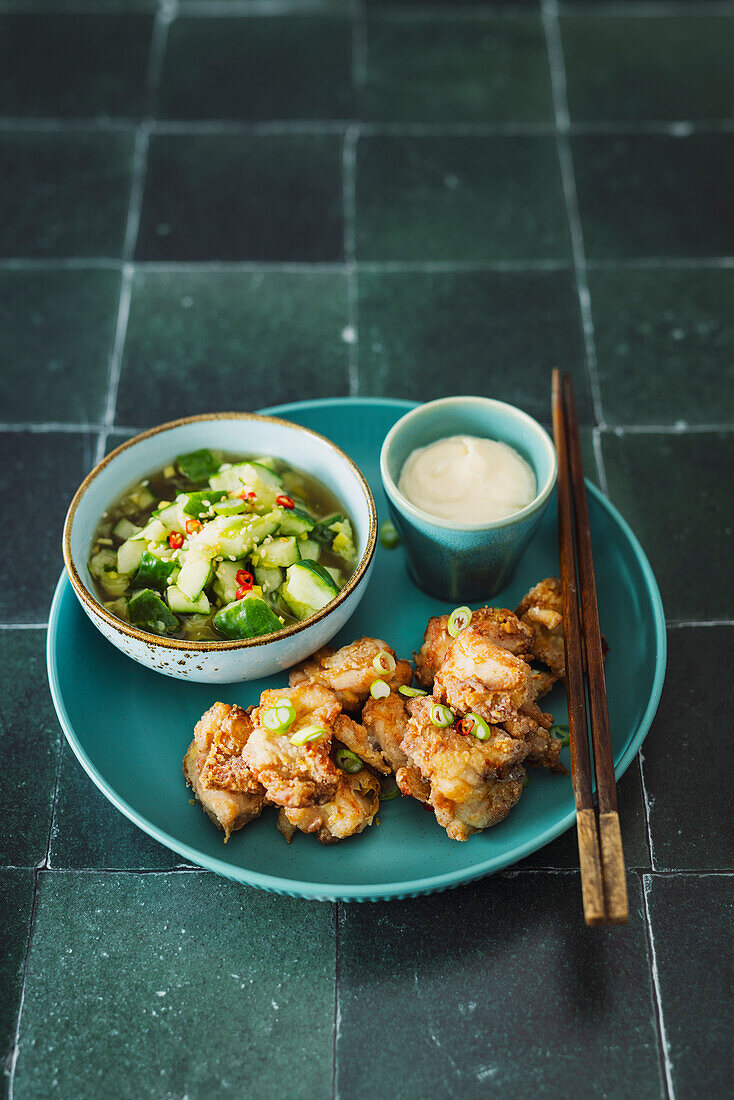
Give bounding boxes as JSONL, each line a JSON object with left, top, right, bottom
{"left": 447, "top": 605, "right": 472, "bottom": 638}
{"left": 398, "top": 685, "right": 427, "bottom": 698}
{"left": 372, "top": 651, "right": 396, "bottom": 674}
{"left": 289, "top": 725, "right": 329, "bottom": 745}
{"left": 430, "top": 703, "right": 454, "bottom": 728}
{"left": 550, "top": 723, "right": 570, "bottom": 745}
{"left": 370, "top": 679, "right": 391, "bottom": 700}
{"left": 335, "top": 747, "right": 363, "bottom": 774}
{"left": 463, "top": 713, "right": 491, "bottom": 741}
{"left": 379, "top": 775, "right": 400, "bottom": 801}
{"left": 262, "top": 700, "right": 296, "bottom": 732}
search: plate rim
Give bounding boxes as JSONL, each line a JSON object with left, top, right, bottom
{"left": 46, "top": 397, "right": 667, "bottom": 902}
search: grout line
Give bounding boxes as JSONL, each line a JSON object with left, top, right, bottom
{"left": 606, "top": 422, "right": 734, "bottom": 434}
{"left": 5, "top": 865, "right": 729, "bottom": 877}
{"left": 541, "top": 0, "right": 605, "bottom": 429}
{"left": 94, "top": 265, "right": 134, "bottom": 465}
{"left": 591, "top": 427, "right": 610, "bottom": 495}
{"left": 0, "top": 422, "right": 102, "bottom": 434}
{"left": 638, "top": 751, "right": 657, "bottom": 871}
{"left": 42, "top": 742, "right": 66, "bottom": 872}
{"left": 6, "top": 870, "right": 41, "bottom": 1100}
{"left": 667, "top": 619, "right": 734, "bottom": 628}
{"left": 0, "top": 623, "right": 48, "bottom": 630}
{"left": 342, "top": 124, "right": 360, "bottom": 397}
{"left": 332, "top": 901, "right": 341, "bottom": 1100}
{"left": 641, "top": 873, "right": 676, "bottom": 1100}
{"left": 1, "top": 0, "right": 733, "bottom": 14}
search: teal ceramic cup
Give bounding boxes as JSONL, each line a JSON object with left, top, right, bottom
{"left": 380, "top": 396, "right": 557, "bottom": 602}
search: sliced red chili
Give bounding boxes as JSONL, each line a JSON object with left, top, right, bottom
{"left": 169, "top": 532, "right": 184, "bottom": 550}
{"left": 236, "top": 569, "right": 253, "bottom": 586}
{"left": 276, "top": 495, "right": 295, "bottom": 510}
{"left": 185, "top": 518, "right": 202, "bottom": 535}
{"left": 455, "top": 718, "right": 475, "bottom": 736}
{"left": 236, "top": 584, "right": 252, "bottom": 600}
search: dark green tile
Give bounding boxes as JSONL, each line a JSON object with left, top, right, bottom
{"left": 646, "top": 875, "right": 733, "bottom": 1100}
{"left": 357, "top": 269, "right": 590, "bottom": 419}
{"left": 521, "top": 761, "right": 650, "bottom": 868}
{"left": 0, "top": 13, "right": 153, "bottom": 118}
{"left": 363, "top": 15, "right": 553, "bottom": 123}
{"left": 0, "top": 870, "right": 35, "bottom": 1079}
{"left": 338, "top": 874, "right": 661, "bottom": 1098}
{"left": 356, "top": 135, "right": 570, "bottom": 261}
{"left": 366, "top": 1, "right": 539, "bottom": 6}
{"left": 14, "top": 872, "right": 335, "bottom": 1097}
{"left": 0, "top": 632, "right": 61, "bottom": 867}
{"left": 644, "top": 627, "right": 734, "bottom": 870}
{"left": 136, "top": 133, "right": 343, "bottom": 261}
{"left": 0, "top": 131, "right": 134, "bottom": 258}
{"left": 573, "top": 134, "right": 734, "bottom": 260}
{"left": 49, "top": 745, "right": 186, "bottom": 870}
{"left": 601, "top": 431, "right": 734, "bottom": 620}
{"left": 0, "top": 268, "right": 120, "bottom": 423}
{"left": 562, "top": 16, "right": 734, "bottom": 122}
{"left": 160, "top": 15, "right": 352, "bottom": 120}
{"left": 0, "top": 432, "right": 94, "bottom": 620}
{"left": 589, "top": 268, "right": 734, "bottom": 427}
{"left": 116, "top": 269, "right": 349, "bottom": 426}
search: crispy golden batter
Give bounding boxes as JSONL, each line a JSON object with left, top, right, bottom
{"left": 332, "top": 714, "right": 392, "bottom": 775}
{"left": 414, "top": 607, "right": 533, "bottom": 689}
{"left": 277, "top": 769, "right": 380, "bottom": 845}
{"left": 183, "top": 702, "right": 264, "bottom": 840}
{"left": 361, "top": 691, "right": 411, "bottom": 772}
{"left": 516, "top": 577, "right": 565, "bottom": 681}
{"left": 241, "top": 683, "right": 342, "bottom": 808}
{"left": 289, "top": 637, "right": 412, "bottom": 710}
{"left": 400, "top": 698, "right": 526, "bottom": 841}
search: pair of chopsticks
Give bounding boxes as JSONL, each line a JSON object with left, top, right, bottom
{"left": 552, "top": 370, "right": 628, "bottom": 926}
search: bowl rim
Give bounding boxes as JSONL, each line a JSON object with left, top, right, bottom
{"left": 62, "top": 411, "right": 378, "bottom": 652}
{"left": 380, "top": 395, "right": 558, "bottom": 532}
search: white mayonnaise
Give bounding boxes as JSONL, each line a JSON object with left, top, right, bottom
{"left": 398, "top": 434, "right": 536, "bottom": 524}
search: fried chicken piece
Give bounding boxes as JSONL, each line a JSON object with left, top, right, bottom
{"left": 332, "top": 714, "right": 392, "bottom": 775}
{"left": 502, "top": 706, "right": 564, "bottom": 773}
{"left": 241, "top": 683, "right": 342, "bottom": 808}
{"left": 183, "top": 702, "right": 265, "bottom": 840}
{"left": 414, "top": 607, "right": 533, "bottom": 689}
{"left": 361, "top": 691, "right": 411, "bottom": 772}
{"left": 289, "top": 637, "right": 413, "bottom": 710}
{"left": 395, "top": 765, "right": 431, "bottom": 803}
{"left": 277, "top": 769, "right": 380, "bottom": 845}
{"left": 400, "top": 697, "right": 526, "bottom": 841}
{"left": 516, "top": 577, "right": 565, "bottom": 681}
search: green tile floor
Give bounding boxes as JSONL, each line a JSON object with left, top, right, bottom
{"left": 2, "top": 0, "right": 732, "bottom": 1097}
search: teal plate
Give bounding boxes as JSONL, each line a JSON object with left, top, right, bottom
{"left": 47, "top": 399, "right": 666, "bottom": 902}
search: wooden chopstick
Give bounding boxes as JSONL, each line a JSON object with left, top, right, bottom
{"left": 551, "top": 370, "right": 606, "bottom": 926}
{"left": 562, "top": 374, "right": 629, "bottom": 924}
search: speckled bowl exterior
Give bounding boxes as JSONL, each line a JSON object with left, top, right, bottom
{"left": 62, "top": 413, "right": 377, "bottom": 683}
{"left": 380, "top": 397, "right": 557, "bottom": 602}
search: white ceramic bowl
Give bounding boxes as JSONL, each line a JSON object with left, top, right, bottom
{"left": 62, "top": 413, "right": 377, "bottom": 683}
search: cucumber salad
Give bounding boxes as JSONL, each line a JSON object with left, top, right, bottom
{"left": 88, "top": 448, "right": 358, "bottom": 641}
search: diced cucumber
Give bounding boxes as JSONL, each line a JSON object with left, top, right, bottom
{"left": 311, "top": 513, "right": 344, "bottom": 547}
{"left": 258, "top": 536, "right": 300, "bottom": 568}
{"left": 277, "top": 507, "right": 315, "bottom": 537}
{"left": 253, "top": 456, "right": 279, "bottom": 473}
{"left": 176, "top": 448, "right": 220, "bottom": 482}
{"left": 214, "top": 597, "right": 282, "bottom": 639}
{"left": 155, "top": 501, "right": 186, "bottom": 534}
{"left": 103, "top": 596, "right": 129, "bottom": 622}
{"left": 281, "top": 560, "right": 340, "bottom": 621}
{"left": 330, "top": 517, "right": 357, "bottom": 561}
{"left": 89, "top": 549, "right": 118, "bottom": 579}
{"left": 128, "top": 589, "right": 179, "bottom": 635}
{"left": 113, "top": 517, "right": 140, "bottom": 542}
{"left": 211, "top": 497, "right": 248, "bottom": 517}
{"left": 208, "top": 462, "right": 281, "bottom": 507}
{"left": 249, "top": 461, "right": 284, "bottom": 486}
{"left": 177, "top": 555, "right": 214, "bottom": 600}
{"left": 128, "top": 485, "right": 155, "bottom": 511}
{"left": 166, "top": 585, "right": 211, "bottom": 615}
{"left": 134, "top": 550, "right": 178, "bottom": 592}
{"left": 180, "top": 489, "right": 228, "bottom": 518}
{"left": 188, "top": 511, "right": 281, "bottom": 561}
{"left": 136, "top": 517, "right": 167, "bottom": 544}
{"left": 324, "top": 565, "right": 342, "bottom": 584}
{"left": 117, "top": 537, "right": 146, "bottom": 575}
{"left": 254, "top": 565, "right": 282, "bottom": 594}
{"left": 298, "top": 538, "right": 320, "bottom": 562}
{"left": 213, "top": 560, "right": 245, "bottom": 605}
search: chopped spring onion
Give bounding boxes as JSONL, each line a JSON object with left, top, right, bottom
{"left": 261, "top": 700, "right": 296, "bottom": 732}
{"left": 379, "top": 520, "right": 401, "bottom": 549}
{"left": 399, "top": 685, "right": 427, "bottom": 698}
{"left": 447, "top": 605, "right": 472, "bottom": 638}
{"left": 370, "top": 679, "right": 391, "bottom": 700}
{"left": 550, "top": 723, "right": 570, "bottom": 745}
{"left": 463, "top": 712, "right": 491, "bottom": 740}
{"left": 379, "top": 775, "right": 400, "bottom": 801}
{"left": 430, "top": 703, "right": 454, "bottom": 728}
{"left": 290, "top": 725, "right": 329, "bottom": 746}
{"left": 335, "top": 747, "right": 363, "bottom": 774}
{"left": 372, "top": 651, "right": 396, "bottom": 674}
